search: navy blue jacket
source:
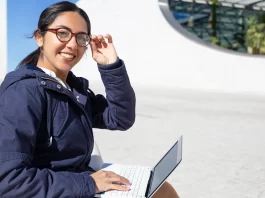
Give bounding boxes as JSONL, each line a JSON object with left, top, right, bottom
{"left": 0, "top": 59, "right": 135, "bottom": 197}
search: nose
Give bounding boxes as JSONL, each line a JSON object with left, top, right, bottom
{"left": 66, "top": 35, "right": 78, "bottom": 50}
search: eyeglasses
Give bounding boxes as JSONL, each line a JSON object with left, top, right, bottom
{"left": 45, "top": 28, "right": 90, "bottom": 47}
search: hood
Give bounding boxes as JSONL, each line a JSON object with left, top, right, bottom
{"left": 0, "top": 65, "right": 46, "bottom": 94}
{"left": 0, "top": 65, "right": 89, "bottom": 95}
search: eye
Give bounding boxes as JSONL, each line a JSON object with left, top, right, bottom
{"left": 77, "top": 34, "right": 89, "bottom": 45}
{"left": 78, "top": 34, "right": 87, "bottom": 40}
{"left": 57, "top": 29, "right": 70, "bottom": 38}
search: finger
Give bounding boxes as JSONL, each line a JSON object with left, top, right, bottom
{"left": 97, "top": 35, "right": 108, "bottom": 48}
{"left": 92, "top": 35, "right": 100, "bottom": 46}
{"left": 107, "top": 172, "right": 130, "bottom": 186}
{"left": 97, "top": 35, "right": 104, "bottom": 42}
{"left": 101, "top": 38, "right": 107, "bottom": 48}
{"left": 90, "top": 40, "right": 97, "bottom": 53}
{"left": 96, "top": 35, "right": 104, "bottom": 47}
{"left": 89, "top": 39, "right": 99, "bottom": 58}
{"left": 105, "top": 34, "right": 113, "bottom": 44}
{"left": 91, "top": 35, "right": 97, "bottom": 42}
{"left": 109, "top": 183, "right": 130, "bottom": 192}
{"left": 91, "top": 35, "right": 97, "bottom": 39}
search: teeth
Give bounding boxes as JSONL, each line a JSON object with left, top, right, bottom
{"left": 60, "top": 53, "right": 74, "bottom": 59}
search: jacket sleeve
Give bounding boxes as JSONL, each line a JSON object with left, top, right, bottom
{"left": 0, "top": 82, "right": 96, "bottom": 198}
{"left": 90, "top": 58, "right": 136, "bottom": 130}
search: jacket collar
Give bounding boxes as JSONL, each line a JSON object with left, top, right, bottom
{"left": 21, "top": 65, "right": 89, "bottom": 106}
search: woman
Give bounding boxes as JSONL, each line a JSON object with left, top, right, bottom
{"left": 0, "top": 1, "right": 179, "bottom": 197}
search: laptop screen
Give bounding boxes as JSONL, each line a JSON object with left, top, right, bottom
{"left": 147, "top": 136, "right": 183, "bottom": 197}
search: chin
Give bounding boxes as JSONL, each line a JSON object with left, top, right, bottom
{"left": 54, "top": 65, "right": 73, "bottom": 74}
{"left": 56, "top": 56, "right": 77, "bottom": 72}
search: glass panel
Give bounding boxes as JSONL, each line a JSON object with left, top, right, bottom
{"left": 167, "top": 0, "right": 265, "bottom": 55}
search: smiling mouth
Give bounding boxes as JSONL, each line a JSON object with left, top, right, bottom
{"left": 59, "top": 52, "right": 76, "bottom": 60}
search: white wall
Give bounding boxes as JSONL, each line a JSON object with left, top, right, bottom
{"left": 73, "top": 0, "right": 265, "bottom": 95}
{"left": 0, "top": 0, "right": 7, "bottom": 80}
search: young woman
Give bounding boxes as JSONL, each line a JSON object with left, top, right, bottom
{"left": 0, "top": 1, "right": 179, "bottom": 197}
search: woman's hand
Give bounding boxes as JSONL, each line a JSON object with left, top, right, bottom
{"left": 90, "top": 170, "right": 131, "bottom": 193}
{"left": 90, "top": 34, "right": 118, "bottom": 65}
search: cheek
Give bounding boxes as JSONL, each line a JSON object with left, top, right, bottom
{"left": 77, "top": 48, "right": 86, "bottom": 58}
{"left": 44, "top": 36, "right": 65, "bottom": 54}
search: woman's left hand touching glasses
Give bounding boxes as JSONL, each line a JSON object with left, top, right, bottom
{"left": 90, "top": 34, "right": 118, "bottom": 65}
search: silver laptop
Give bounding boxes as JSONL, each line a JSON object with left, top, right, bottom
{"left": 95, "top": 135, "right": 183, "bottom": 198}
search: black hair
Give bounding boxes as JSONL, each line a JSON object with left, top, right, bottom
{"left": 17, "top": 1, "right": 91, "bottom": 67}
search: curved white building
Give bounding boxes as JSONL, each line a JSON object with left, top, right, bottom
{"left": 73, "top": 2, "right": 265, "bottom": 197}
{"left": 73, "top": 0, "right": 265, "bottom": 95}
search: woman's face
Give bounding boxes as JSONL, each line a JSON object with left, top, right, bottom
{"left": 36, "top": 11, "right": 88, "bottom": 75}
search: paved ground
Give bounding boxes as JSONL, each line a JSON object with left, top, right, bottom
{"left": 91, "top": 83, "right": 265, "bottom": 198}
{"left": 1, "top": 78, "right": 265, "bottom": 198}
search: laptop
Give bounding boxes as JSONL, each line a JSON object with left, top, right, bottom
{"left": 95, "top": 135, "right": 183, "bottom": 198}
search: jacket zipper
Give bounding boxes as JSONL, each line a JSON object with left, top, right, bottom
{"left": 40, "top": 76, "right": 93, "bottom": 170}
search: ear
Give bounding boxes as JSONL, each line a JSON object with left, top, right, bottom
{"left": 34, "top": 30, "right": 44, "bottom": 48}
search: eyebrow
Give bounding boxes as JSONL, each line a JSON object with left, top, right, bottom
{"left": 55, "top": 25, "right": 88, "bottom": 34}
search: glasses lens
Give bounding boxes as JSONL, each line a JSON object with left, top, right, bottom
{"left": 77, "top": 33, "right": 90, "bottom": 46}
{"left": 56, "top": 28, "right": 71, "bottom": 42}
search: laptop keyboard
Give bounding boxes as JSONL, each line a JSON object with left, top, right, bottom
{"left": 102, "top": 165, "right": 151, "bottom": 197}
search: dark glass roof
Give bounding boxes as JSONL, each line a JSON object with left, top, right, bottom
{"left": 170, "top": 0, "right": 265, "bottom": 10}
{"left": 169, "top": 0, "right": 265, "bottom": 52}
